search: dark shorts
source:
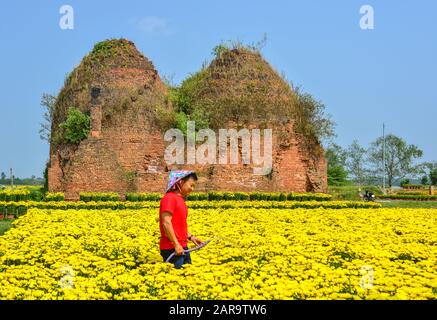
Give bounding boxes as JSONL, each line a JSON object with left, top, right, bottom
{"left": 160, "top": 246, "right": 192, "bottom": 269}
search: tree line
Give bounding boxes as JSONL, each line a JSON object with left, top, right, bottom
{"left": 326, "top": 135, "right": 437, "bottom": 187}
{"left": 0, "top": 172, "right": 44, "bottom": 186}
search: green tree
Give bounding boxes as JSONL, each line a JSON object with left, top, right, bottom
{"left": 39, "top": 93, "right": 57, "bottom": 142}
{"left": 294, "top": 87, "right": 336, "bottom": 143}
{"left": 346, "top": 140, "right": 368, "bottom": 185}
{"left": 430, "top": 169, "right": 437, "bottom": 186}
{"left": 0, "top": 172, "right": 5, "bottom": 180}
{"left": 59, "top": 108, "right": 90, "bottom": 144}
{"left": 421, "top": 176, "right": 429, "bottom": 185}
{"left": 325, "top": 144, "right": 348, "bottom": 186}
{"left": 368, "top": 134, "right": 423, "bottom": 187}
{"left": 43, "top": 161, "right": 49, "bottom": 193}
{"left": 400, "top": 178, "right": 410, "bottom": 187}
{"left": 418, "top": 162, "right": 437, "bottom": 186}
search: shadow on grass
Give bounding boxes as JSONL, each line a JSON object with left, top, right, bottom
{"left": 0, "top": 219, "right": 13, "bottom": 236}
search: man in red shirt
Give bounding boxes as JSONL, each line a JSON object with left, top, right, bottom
{"left": 159, "top": 170, "right": 203, "bottom": 269}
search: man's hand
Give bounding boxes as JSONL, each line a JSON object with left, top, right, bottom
{"left": 174, "top": 243, "right": 185, "bottom": 256}
{"left": 190, "top": 236, "right": 203, "bottom": 246}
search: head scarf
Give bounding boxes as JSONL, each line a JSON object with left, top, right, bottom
{"left": 165, "top": 170, "right": 196, "bottom": 193}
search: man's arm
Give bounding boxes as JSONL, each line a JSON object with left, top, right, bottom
{"left": 187, "top": 231, "right": 203, "bottom": 246}
{"left": 161, "top": 212, "right": 184, "bottom": 256}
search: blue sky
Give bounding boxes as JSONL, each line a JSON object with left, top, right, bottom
{"left": 0, "top": 0, "right": 436, "bottom": 177}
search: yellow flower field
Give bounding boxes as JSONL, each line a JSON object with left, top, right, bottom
{"left": 0, "top": 207, "right": 435, "bottom": 300}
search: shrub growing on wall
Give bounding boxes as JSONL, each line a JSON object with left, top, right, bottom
{"left": 59, "top": 108, "right": 90, "bottom": 144}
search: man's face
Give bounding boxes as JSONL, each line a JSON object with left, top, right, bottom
{"left": 178, "top": 178, "right": 196, "bottom": 196}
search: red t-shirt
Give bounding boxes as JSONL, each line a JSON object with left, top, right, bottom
{"left": 159, "top": 191, "right": 188, "bottom": 250}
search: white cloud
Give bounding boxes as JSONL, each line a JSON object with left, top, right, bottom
{"left": 133, "top": 16, "right": 172, "bottom": 36}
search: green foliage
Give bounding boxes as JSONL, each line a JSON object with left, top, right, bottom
{"left": 325, "top": 144, "right": 347, "bottom": 167}
{"left": 59, "top": 108, "right": 90, "bottom": 144}
{"left": 91, "top": 40, "right": 120, "bottom": 57}
{"left": 0, "top": 176, "right": 44, "bottom": 187}
{"left": 430, "top": 168, "right": 437, "bottom": 185}
{"left": 328, "top": 165, "right": 349, "bottom": 186}
{"left": 378, "top": 194, "right": 437, "bottom": 201}
{"left": 80, "top": 192, "right": 120, "bottom": 202}
{"left": 186, "top": 192, "right": 208, "bottom": 201}
{"left": 174, "top": 112, "right": 189, "bottom": 133}
{"left": 90, "top": 39, "right": 136, "bottom": 62}
{"left": 212, "top": 36, "right": 267, "bottom": 56}
{"left": 124, "top": 171, "right": 136, "bottom": 183}
{"left": 207, "top": 191, "right": 331, "bottom": 202}
{"left": 0, "top": 220, "right": 13, "bottom": 236}
{"left": 293, "top": 87, "right": 335, "bottom": 142}
{"left": 167, "top": 70, "right": 211, "bottom": 136}
{"left": 0, "top": 187, "right": 43, "bottom": 202}
{"left": 400, "top": 184, "right": 427, "bottom": 189}
{"left": 235, "top": 192, "right": 250, "bottom": 201}
{"left": 421, "top": 176, "right": 429, "bottom": 185}
{"left": 346, "top": 140, "right": 368, "bottom": 185}
{"left": 400, "top": 179, "right": 411, "bottom": 187}
{"left": 170, "top": 69, "right": 208, "bottom": 116}
{"left": 420, "top": 162, "right": 437, "bottom": 186}
{"left": 395, "top": 190, "right": 428, "bottom": 195}
{"left": 126, "top": 191, "right": 331, "bottom": 202}
{"left": 212, "top": 44, "right": 230, "bottom": 57}
{"left": 0, "top": 190, "right": 29, "bottom": 202}
{"left": 368, "top": 134, "right": 423, "bottom": 187}
{"left": 125, "top": 193, "right": 162, "bottom": 201}
{"left": 325, "top": 144, "right": 349, "bottom": 186}
{"left": 168, "top": 41, "right": 334, "bottom": 144}
{"left": 39, "top": 93, "right": 57, "bottom": 142}
{"left": 0, "top": 198, "right": 380, "bottom": 217}
{"left": 169, "top": 73, "right": 210, "bottom": 130}
{"left": 381, "top": 201, "right": 437, "bottom": 209}
{"left": 43, "top": 161, "right": 49, "bottom": 193}
{"left": 29, "top": 188, "right": 44, "bottom": 201}
{"left": 44, "top": 192, "right": 65, "bottom": 202}
{"left": 328, "top": 185, "right": 382, "bottom": 201}
{"left": 52, "top": 39, "right": 153, "bottom": 147}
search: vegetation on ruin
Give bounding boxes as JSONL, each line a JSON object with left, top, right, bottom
{"left": 167, "top": 40, "right": 334, "bottom": 145}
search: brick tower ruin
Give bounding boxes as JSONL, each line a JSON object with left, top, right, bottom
{"left": 48, "top": 39, "right": 327, "bottom": 199}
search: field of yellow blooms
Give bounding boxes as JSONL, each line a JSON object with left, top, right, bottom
{"left": 0, "top": 207, "right": 436, "bottom": 300}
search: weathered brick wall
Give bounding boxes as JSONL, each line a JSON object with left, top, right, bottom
{"left": 61, "top": 138, "right": 128, "bottom": 200}
{"left": 49, "top": 118, "right": 326, "bottom": 199}
{"left": 168, "top": 122, "right": 327, "bottom": 193}
{"left": 49, "top": 103, "right": 169, "bottom": 200}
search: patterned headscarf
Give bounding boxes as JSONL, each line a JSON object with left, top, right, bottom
{"left": 165, "top": 170, "right": 196, "bottom": 193}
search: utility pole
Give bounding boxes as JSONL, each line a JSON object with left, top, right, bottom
{"left": 382, "top": 123, "right": 386, "bottom": 194}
